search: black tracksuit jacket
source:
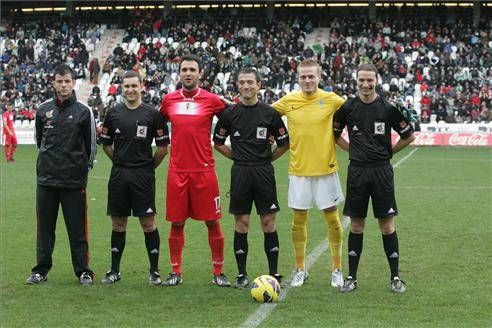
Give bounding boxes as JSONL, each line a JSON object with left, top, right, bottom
{"left": 35, "top": 93, "right": 97, "bottom": 188}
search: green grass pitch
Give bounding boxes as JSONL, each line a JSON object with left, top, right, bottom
{"left": 1, "top": 145, "right": 491, "bottom": 327}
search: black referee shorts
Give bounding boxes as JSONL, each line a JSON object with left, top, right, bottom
{"left": 107, "top": 165, "right": 156, "bottom": 217}
{"left": 229, "top": 163, "right": 280, "bottom": 216}
{"left": 343, "top": 162, "right": 398, "bottom": 219}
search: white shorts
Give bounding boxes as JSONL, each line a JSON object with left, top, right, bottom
{"left": 288, "top": 173, "right": 345, "bottom": 210}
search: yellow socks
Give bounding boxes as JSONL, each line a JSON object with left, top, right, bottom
{"left": 291, "top": 210, "right": 308, "bottom": 270}
{"left": 324, "top": 210, "right": 343, "bottom": 271}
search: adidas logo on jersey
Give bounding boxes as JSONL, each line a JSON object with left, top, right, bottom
{"left": 388, "top": 208, "right": 396, "bottom": 214}
{"left": 234, "top": 131, "right": 240, "bottom": 137}
{"left": 270, "top": 204, "right": 277, "bottom": 210}
{"left": 269, "top": 246, "right": 279, "bottom": 252}
{"left": 348, "top": 250, "right": 358, "bottom": 257}
{"left": 110, "top": 247, "right": 120, "bottom": 253}
{"left": 235, "top": 249, "right": 246, "bottom": 255}
{"left": 68, "top": 115, "right": 73, "bottom": 119}
{"left": 150, "top": 248, "right": 159, "bottom": 254}
{"left": 115, "top": 128, "right": 121, "bottom": 134}
{"left": 146, "top": 208, "right": 154, "bottom": 214}
{"left": 353, "top": 125, "right": 359, "bottom": 131}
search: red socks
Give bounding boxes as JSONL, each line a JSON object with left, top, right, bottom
{"left": 168, "top": 224, "right": 184, "bottom": 274}
{"left": 207, "top": 221, "right": 224, "bottom": 276}
{"left": 169, "top": 221, "right": 224, "bottom": 276}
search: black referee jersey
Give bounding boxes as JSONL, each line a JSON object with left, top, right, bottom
{"left": 100, "top": 103, "right": 169, "bottom": 167}
{"left": 333, "top": 96, "right": 414, "bottom": 164}
{"left": 213, "top": 101, "right": 289, "bottom": 164}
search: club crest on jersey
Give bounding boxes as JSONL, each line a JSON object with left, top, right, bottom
{"left": 319, "top": 99, "right": 324, "bottom": 107}
{"left": 136, "top": 125, "right": 148, "bottom": 138}
{"left": 176, "top": 101, "right": 197, "bottom": 115}
{"left": 46, "top": 110, "right": 54, "bottom": 118}
{"left": 278, "top": 127, "right": 286, "bottom": 135}
{"left": 374, "top": 122, "right": 385, "bottom": 135}
{"left": 256, "top": 127, "right": 267, "bottom": 139}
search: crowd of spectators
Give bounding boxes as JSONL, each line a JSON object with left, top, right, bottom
{"left": 1, "top": 6, "right": 491, "bottom": 124}
{"left": 0, "top": 18, "right": 104, "bottom": 121}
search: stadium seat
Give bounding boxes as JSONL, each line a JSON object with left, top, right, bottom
{"left": 217, "top": 37, "right": 224, "bottom": 49}
{"left": 217, "top": 72, "right": 225, "bottom": 86}
{"left": 223, "top": 72, "right": 231, "bottom": 89}
{"left": 283, "top": 83, "right": 291, "bottom": 93}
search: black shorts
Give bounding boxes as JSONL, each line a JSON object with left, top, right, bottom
{"left": 343, "top": 162, "right": 398, "bottom": 219}
{"left": 229, "top": 163, "right": 280, "bottom": 216}
{"left": 107, "top": 165, "right": 156, "bottom": 217}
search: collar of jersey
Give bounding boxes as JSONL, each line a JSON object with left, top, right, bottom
{"left": 180, "top": 88, "right": 201, "bottom": 101}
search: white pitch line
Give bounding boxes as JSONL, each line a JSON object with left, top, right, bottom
{"left": 393, "top": 147, "right": 419, "bottom": 168}
{"left": 240, "top": 147, "right": 420, "bottom": 328}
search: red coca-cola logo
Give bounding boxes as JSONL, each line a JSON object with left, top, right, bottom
{"left": 412, "top": 133, "right": 437, "bottom": 145}
{"left": 448, "top": 133, "right": 488, "bottom": 146}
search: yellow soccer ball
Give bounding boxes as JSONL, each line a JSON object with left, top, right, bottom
{"left": 250, "top": 275, "right": 280, "bottom": 303}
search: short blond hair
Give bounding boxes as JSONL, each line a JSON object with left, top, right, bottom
{"left": 297, "top": 58, "right": 321, "bottom": 75}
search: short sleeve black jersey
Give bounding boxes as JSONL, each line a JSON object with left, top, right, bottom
{"left": 333, "top": 96, "right": 414, "bottom": 164}
{"left": 100, "top": 102, "right": 169, "bottom": 167}
{"left": 213, "top": 101, "right": 289, "bottom": 165}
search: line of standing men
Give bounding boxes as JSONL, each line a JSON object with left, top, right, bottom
{"left": 26, "top": 58, "right": 414, "bottom": 294}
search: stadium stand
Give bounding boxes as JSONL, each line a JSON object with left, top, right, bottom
{"left": 1, "top": 5, "right": 490, "bottom": 124}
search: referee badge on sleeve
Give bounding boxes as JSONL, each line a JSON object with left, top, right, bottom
{"left": 136, "top": 125, "right": 148, "bottom": 137}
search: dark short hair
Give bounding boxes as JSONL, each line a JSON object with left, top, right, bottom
{"left": 122, "top": 70, "right": 142, "bottom": 83}
{"left": 356, "top": 63, "right": 379, "bottom": 77}
{"left": 54, "top": 64, "right": 75, "bottom": 79}
{"left": 179, "top": 55, "right": 202, "bottom": 71}
{"left": 237, "top": 67, "right": 261, "bottom": 83}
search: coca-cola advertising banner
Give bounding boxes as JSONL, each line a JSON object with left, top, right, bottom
{"left": 339, "top": 131, "right": 492, "bottom": 147}
{"left": 410, "top": 132, "right": 492, "bottom": 146}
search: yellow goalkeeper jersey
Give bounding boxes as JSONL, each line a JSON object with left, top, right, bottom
{"left": 273, "top": 89, "right": 345, "bottom": 176}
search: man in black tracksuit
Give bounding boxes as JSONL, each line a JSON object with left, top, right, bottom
{"left": 213, "top": 68, "right": 289, "bottom": 288}
{"left": 333, "top": 63, "right": 415, "bottom": 294}
{"left": 27, "top": 64, "right": 97, "bottom": 285}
